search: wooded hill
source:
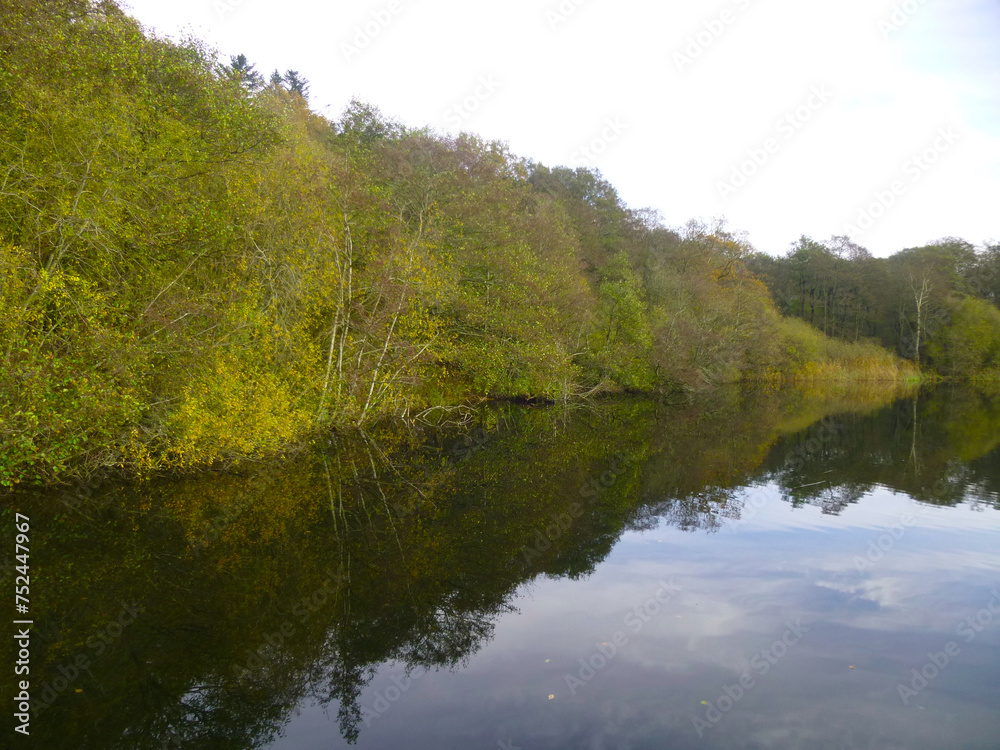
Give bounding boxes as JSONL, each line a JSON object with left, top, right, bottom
{"left": 7, "top": 0, "right": 984, "bottom": 487}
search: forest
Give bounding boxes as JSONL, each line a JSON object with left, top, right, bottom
{"left": 1, "top": 0, "right": 996, "bottom": 487}
{"left": 750, "top": 236, "right": 1000, "bottom": 379}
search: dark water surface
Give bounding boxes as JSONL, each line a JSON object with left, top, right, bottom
{"left": 3, "top": 386, "right": 1000, "bottom": 749}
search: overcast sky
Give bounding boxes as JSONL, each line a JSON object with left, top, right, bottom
{"left": 120, "top": 0, "right": 1000, "bottom": 257}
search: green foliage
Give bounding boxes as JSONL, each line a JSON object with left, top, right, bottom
{"left": 0, "top": 1, "right": 922, "bottom": 485}
{"left": 592, "top": 253, "right": 655, "bottom": 390}
{"left": 751, "top": 235, "right": 1000, "bottom": 377}
{"left": 927, "top": 297, "right": 1000, "bottom": 377}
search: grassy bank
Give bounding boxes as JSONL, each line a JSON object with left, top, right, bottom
{"left": 745, "top": 318, "right": 923, "bottom": 388}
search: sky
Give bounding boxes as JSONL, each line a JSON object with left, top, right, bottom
{"left": 119, "top": 0, "right": 1000, "bottom": 257}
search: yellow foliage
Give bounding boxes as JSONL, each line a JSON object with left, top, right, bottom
{"left": 164, "top": 349, "right": 309, "bottom": 469}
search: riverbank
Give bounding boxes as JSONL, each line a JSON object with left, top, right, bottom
{"left": 0, "top": 2, "right": 936, "bottom": 488}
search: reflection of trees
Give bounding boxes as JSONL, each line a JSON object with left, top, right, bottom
{"left": 632, "top": 488, "right": 739, "bottom": 533}
{"left": 5, "top": 386, "right": 999, "bottom": 747}
{"left": 814, "top": 482, "right": 867, "bottom": 515}
{"left": 5, "top": 401, "right": 659, "bottom": 748}
{"left": 318, "top": 597, "right": 511, "bottom": 744}
{"left": 761, "top": 387, "right": 1000, "bottom": 511}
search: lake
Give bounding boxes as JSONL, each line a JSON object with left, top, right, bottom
{"left": 3, "top": 385, "right": 1000, "bottom": 749}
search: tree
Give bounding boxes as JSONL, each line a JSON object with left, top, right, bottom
{"left": 226, "top": 53, "right": 263, "bottom": 91}
{"left": 909, "top": 274, "right": 932, "bottom": 364}
{"left": 970, "top": 242, "right": 1000, "bottom": 306}
{"left": 336, "top": 99, "right": 403, "bottom": 145}
{"left": 927, "top": 297, "right": 1000, "bottom": 376}
{"left": 282, "top": 69, "right": 309, "bottom": 99}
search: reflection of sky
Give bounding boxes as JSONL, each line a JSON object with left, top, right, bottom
{"left": 271, "top": 485, "right": 1000, "bottom": 749}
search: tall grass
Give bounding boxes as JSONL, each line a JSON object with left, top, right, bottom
{"left": 745, "top": 317, "right": 923, "bottom": 389}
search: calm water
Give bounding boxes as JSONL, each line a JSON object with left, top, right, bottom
{"left": 3, "top": 387, "right": 1000, "bottom": 749}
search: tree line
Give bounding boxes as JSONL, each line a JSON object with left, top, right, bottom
{"left": 0, "top": 0, "right": 933, "bottom": 486}
{"left": 749, "top": 237, "right": 1000, "bottom": 378}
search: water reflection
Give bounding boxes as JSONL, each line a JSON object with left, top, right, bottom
{"left": 2, "top": 385, "right": 999, "bottom": 749}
